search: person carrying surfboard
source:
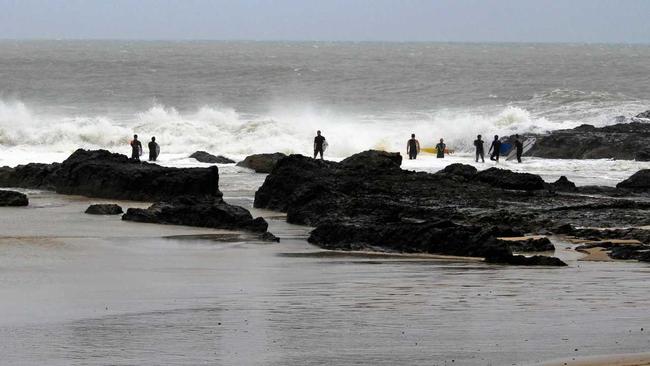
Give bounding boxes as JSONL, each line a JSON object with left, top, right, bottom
{"left": 407, "top": 133, "right": 420, "bottom": 160}
{"left": 314, "top": 130, "right": 326, "bottom": 160}
{"left": 148, "top": 136, "right": 160, "bottom": 162}
{"left": 474, "top": 134, "right": 485, "bottom": 163}
{"left": 514, "top": 134, "right": 524, "bottom": 163}
{"left": 130, "top": 134, "right": 143, "bottom": 161}
{"left": 436, "top": 138, "right": 446, "bottom": 159}
{"left": 489, "top": 135, "right": 501, "bottom": 162}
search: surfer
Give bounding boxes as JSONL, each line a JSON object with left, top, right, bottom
{"left": 314, "top": 130, "right": 326, "bottom": 159}
{"left": 130, "top": 134, "right": 142, "bottom": 161}
{"left": 489, "top": 135, "right": 501, "bottom": 162}
{"left": 436, "top": 138, "right": 446, "bottom": 158}
{"left": 474, "top": 135, "right": 485, "bottom": 162}
{"left": 514, "top": 134, "right": 524, "bottom": 163}
{"left": 407, "top": 134, "right": 420, "bottom": 160}
{"left": 148, "top": 136, "right": 159, "bottom": 162}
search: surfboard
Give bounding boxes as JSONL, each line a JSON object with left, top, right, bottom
{"left": 322, "top": 140, "right": 329, "bottom": 152}
{"left": 421, "top": 147, "right": 454, "bottom": 154}
{"left": 499, "top": 142, "right": 512, "bottom": 155}
{"left": 506, "top": 137, "right": 537, "bottom": 161}
{"left": 156, "top": 144, "right": 160, "bottom": 157}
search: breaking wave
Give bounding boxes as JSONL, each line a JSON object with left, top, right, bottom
{"left": 0, "top": 99, "right": 636, "bottom": 159}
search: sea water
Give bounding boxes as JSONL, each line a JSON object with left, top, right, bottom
{"left": 2, "top": 41, "right": 650, "bottom": 365}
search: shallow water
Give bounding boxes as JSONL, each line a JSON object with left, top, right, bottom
{"left": 1, "top": 172, "right": 650, "bottom": 366}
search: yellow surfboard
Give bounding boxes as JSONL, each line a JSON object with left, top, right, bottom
{"left": 421, "top": 147, "right": 454, "bottom": 154}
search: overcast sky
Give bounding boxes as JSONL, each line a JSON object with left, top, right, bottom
{"left": 1, "top": 0, "right": 648, "bottom": 43}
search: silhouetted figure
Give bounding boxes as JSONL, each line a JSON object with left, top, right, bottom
{"left": 314, "top": 130, "right": 326, "bottom": 159}
{"left": 474, "top": 134, "right": 485, "bottom": 162}
{"left": 489, "top": 135, "right": 501, "bottom": 162}
{"left": 148, "top": 136, "right": 159, "bottom": 162}
{"left": 407, "top": 133, "right": 420, "bottom": 160}
{"left": 130, "top": 134, "right": 142, "bottom": 161}
{"left": 514, "top": 134, "right": 524, "bottom": 163}
{"left": 436, "top": 138, "right": 446, "bottom": 158}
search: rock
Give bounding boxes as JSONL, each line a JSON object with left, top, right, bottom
{"left": 236, "top": 153, "right": 287, "bottom": 173}
{"left": 487, "top": 254, "right": 567, "bottom": 266}
{"left": 527, "top": 121, "right": 650, "bottom": 160}
{"left": 122, "top": 195, "right": 270, "bottom": 233}
{"left": 635, "top": 149, "right": 650, "bottom": 162}
{"left": 0, "top": 149, "right": 221, "bottom": 201}
{"left": 438, "top": 163, "right": 478, "bottom": 179}
{"left": 635, "top": 110, "right": 650, "bottom": 119}
{"left": 190, "top": 151, "right": 235, "bottom": 164}
{"left": 475, "top": 168, "right": 546, "bottom": 191}
{"left": 500, "top": 237, "right": 555, "bottom": 252}
{"left": 551, "top": 176, "right": 577, "bottom": 192}
{"left": 340, "top": 150, "right": 402, "bottom": 171}
{"left": 617, "top": 170, "right": 650, "bottom": 191}
{"left": 0, "top": 190, "right": 28, "bottom": 206}
{"left": 255, "top": 151, "right": 568, "bottom": 265}
{"left": 85, "top": 204, "right": 123, "bottom": 215}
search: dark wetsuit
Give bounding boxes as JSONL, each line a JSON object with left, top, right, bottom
{"left": 131, "top": 140, "right": 142, "bottom": 160}
{"left": 515, "top": 140, "right": 524, "bottom": 163}
{"left": 436, "top": 143, "right": 446, "bottom": 158}
{"left": 314, "top": 135, "right": 325, "bottom": 159}
{"left": 148, "top": 141, "right": 159, "bottom": 161}
{"left": 408, "top": 138, "right": 418, "bottom": 160}
{"left": 490, "top": 140, "right": 501, "bottom": 161}
{"left": 474, "top": 139, "right": 484, "bottom": 162}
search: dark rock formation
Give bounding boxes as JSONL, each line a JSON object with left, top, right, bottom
{"left": 190, "top": 151, "right": 235, "bottom": 164}
{"left": 237, "top": 153, "right": 287, "bottom": 173}
{"left": 255, "top": 151, "right": 571, "bottom": 265}
{"left": 550, "top": 176, "right": 577, "bottom": 192}
{"left": 0, "top": 149, "right": 220, "bottom": 201}
{"left": 617, "top": 170, "right": 650, "bottom": 191}
{"left": 635, "top": 149, "right": 650, "bottom": 162}
{"left": 122, "top": 195, "right": 273, "bottom": 235}
{"left": 0, "top": 190, "right": 28, "bottom": 206}
{"left": 527, "top": 122, "right": 650, "bottom": 160}
{"left": 475, "top": 168, "right": 546, "bottom": 191}
{"left": 636, "top": 110, "right": 650, "bottom": 119}
{"left": 438, "top": 163, "right": 478, "bottom": 179}
{"left": 85, "top": 204, "right": 123, "bottom": 215}
{"left": 500, "top": 237, "right": 555, "bottom": 252}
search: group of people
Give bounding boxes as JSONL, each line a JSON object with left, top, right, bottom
{"left": 407, "top": 133, "right": 525, "bottom": 163}
{"left": 130, "top": 135, "right": 160, "bottom": 162}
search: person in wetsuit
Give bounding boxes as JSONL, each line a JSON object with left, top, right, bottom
{"left": 148, "top": 136, "right": 159, "bottom": 162}
{"left": 436, "top": 138, "right": 446, "bottom": 158}
{"left": 314, "top": 130, "right": 326, "bottom": 159}
{"left": 514, "top": 134, "right": 524, "bottom": 163}
{"left": 474, "top": 134, "right": 485, "bottom": 163}
{"left": 407, "top": 133, "right": 420, "bottom": 160}
{"left": 489, "top": 135, "right": 501, "bottom": 162}
{"left": 130, "top": 134, "right": 142, "bottom": 161}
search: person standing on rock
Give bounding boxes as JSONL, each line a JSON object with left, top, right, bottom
{"left": 407, "top": 133, "right": 420, "bottom": 160}
{"left": 489, "top": 135, "right": 501, "bottom": 162}
{"left": 314, "top": 130, "right": 326, "bottom": 159}
{"left": 474, "top": 135, "right": 485, "bottom": 162}
{"left": 514, "top": 134, "right": 524, "bottom": 163}
{"left": 130, "top": 134, "right": 143, "bottom": 161}
{"left": 436, "top": 138, "right": 446, "bottom": 158}
{"left": 148, "top": 136, "right": 159, "bottom": 162}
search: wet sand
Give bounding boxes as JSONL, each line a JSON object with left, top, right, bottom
{"left": 1, "top": 172, "right": 650, "bottom": 365}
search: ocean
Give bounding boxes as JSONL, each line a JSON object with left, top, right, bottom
{"left": 1, "top": 40, "right": 649, "bottom": 161}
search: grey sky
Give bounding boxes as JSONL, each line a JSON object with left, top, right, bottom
{"left": 1, "top": 0, "right": 648, "bottom": 43}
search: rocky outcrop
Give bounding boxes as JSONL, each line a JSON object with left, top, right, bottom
{"left": 190, "top": 151, "right": 235, "bottom": 164}
{"left": 635, "top": 110, "right": 650, "bottom": 119}
{"left": 635, "top": 149, "right": 650, "bottom": 162}
{"left": 85, "top": 204, "right": 123, "bottom": 215}
{"left": 254, "top": 151, "right": 572, "bottom": 265}
{"left": 237, "top": 153, "right": 287, "bottom": 173}
{"left": 0, "top": 149, "right": 220, "bottom": 201}
{"left": 122, "top": 195, "right": 275, "bottom": 238}
{"left": 499, "top": 237, "right": 555, "bottom": 252}
{"left": 0, "top": 190, "right": 28, "bottom": 206}
{"left": 550, "top": 176, "right": 577, "bottom": 192}
{"left": 527, "top": 122, "right": 650, "bottom": 160}
{"left": 617, "top": 170, "right": 650, "bottom": 191}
